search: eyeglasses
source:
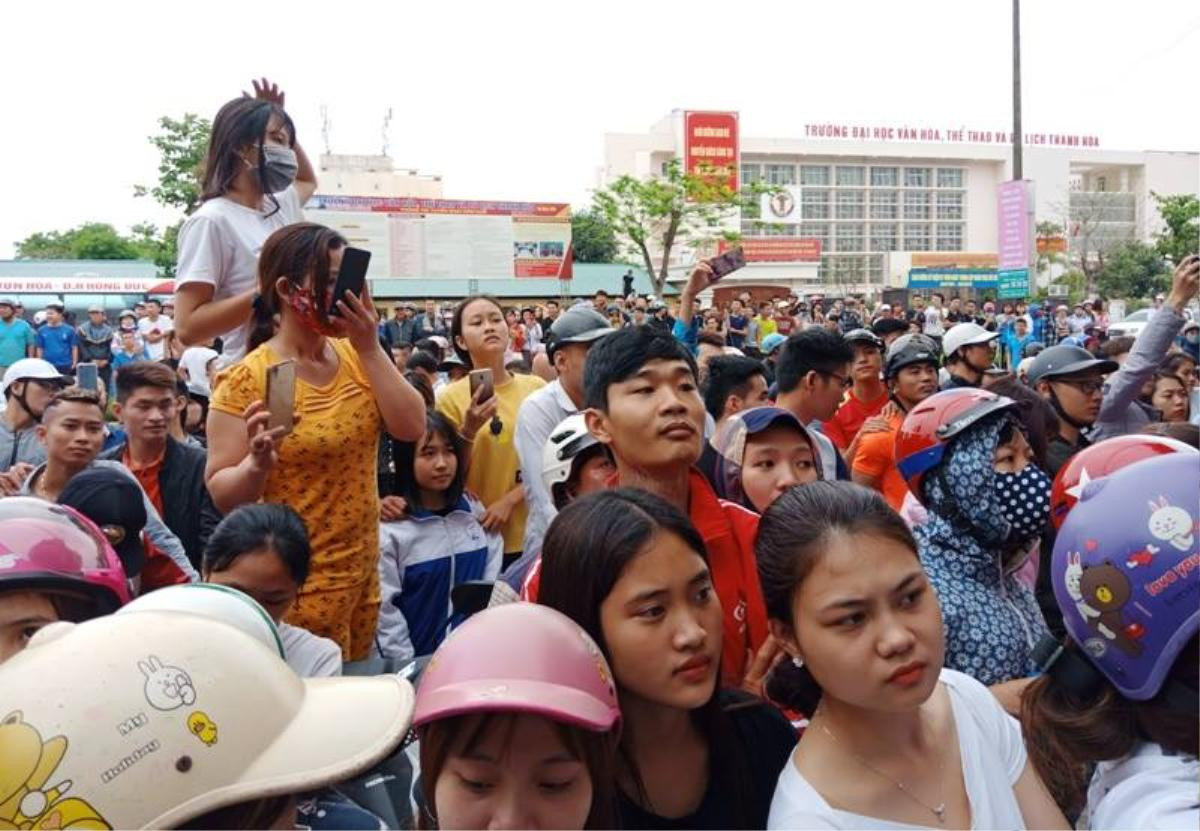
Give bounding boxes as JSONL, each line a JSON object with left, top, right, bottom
{"left": 1052, "top": 377, "right": 1105, "bottom": 396}
{"left": 819, "top": 370, "right": 853, "bottom": 389}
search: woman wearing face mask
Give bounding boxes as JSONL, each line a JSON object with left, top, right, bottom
{"left": 538, "top": 488, "right": 796, "bottom": 829}
{"left": 206, "top": 223, "right": 426, "bottom": 661}
{"left": 757, "top": 482, "right": 1068, "bottom": 829}
{"left": 413, "top": 602, "right": 621, "bottom": 830}
{"left": 711, "top": 406, "right": 822, "bottom": 514}
{"left": 174, "top": 78, "right": 317, "bottom": 364}
{"left": 895, "top": 388, "right": 1052, "bottom": 710}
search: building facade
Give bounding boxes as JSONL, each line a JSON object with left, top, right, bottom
{"left": 602, "top": 111, "right": 1198, "bottom": 297}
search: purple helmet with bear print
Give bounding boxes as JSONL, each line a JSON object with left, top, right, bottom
{"left": 1051, "top": 453, "right": 1198, "bottom": 700}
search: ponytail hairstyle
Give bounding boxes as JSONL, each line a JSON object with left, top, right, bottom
{"left": 200, "top": 96, "right": 296, "bottom": 216}
{"left": 248, "top": 223, "right": 346, "bottom": 352}
{"left": 1020, "top": 634, "right": 1199, "bottom": 815}
{"left": 538, "top": 489, "right": 757, "bottom": 826}
{"left": 756, "top": 481, "right": 919, "bottom": 713}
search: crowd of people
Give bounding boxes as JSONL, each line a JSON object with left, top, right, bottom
{"left": 0, "top": 77, "right": 1196, "bottom": 831}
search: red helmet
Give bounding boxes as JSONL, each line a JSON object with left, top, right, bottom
{"left": 0, "top": 497, "right": 131, "bottom": 616}
{"left": 895, "top": 388, "right": 1017, "bottom": 503}
{"left": 1049, "top": 434, "right": 1198, "bottom": 530}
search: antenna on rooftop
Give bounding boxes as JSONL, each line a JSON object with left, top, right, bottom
{"left": 382, "top": 108, "right": 393, "bottom": 158}
{"left": 320, "top": 105, "right": 332, "bottom": 155}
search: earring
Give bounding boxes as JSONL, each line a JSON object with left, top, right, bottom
{"left": 791, "top": 656, "right": 804, "bottom": 669}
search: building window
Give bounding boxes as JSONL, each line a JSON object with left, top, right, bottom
{"left": 835, "top": 190, "right": 865, "bottom": 219}
{"left": 1096, "top": 176, "right": 1107, "bottom": 192}
{"left": 869, "top": 223, "right": 898, "bottom": 252}
{"left": 904, "top": 223, "right": 931, "bottom": 251}
{"left": 740, "top": 164, "right": 762, "bottom": 186}
{"left": 765, "top": 164, "right": 796, "bottom": 185}
{"left": 866, "top": 254, "right": 885, "bottom": 284}
{"left": 836, "top": 166, "right": 866, "bottom": 186}
{"left": 935, "top": 191, "right": 963, "bottom": 220}
{"left": 903, "top": 190, "right": 931, "bottom": 220}
{"left": 869, "top": 190, "right": 898, "bottom": 219}
{"left": 799, "top": 222, "right": 830, "bottom": 247}
{"left": 801, "top": 189, "right": 830, "bottom": 219}
{"left": 835, "top": 224, "right": 864, "bottom": 252}
{"left": 871, "top": 166, "right": 898, "bottom": 187}
{"left": 904, "top": 167, "right": 931, "bottom": 187}
{"left": 936, "top": 168, "right": 964, "bottom": 188}
{"left": 800, "top": 165, "right": 830, "bottom": 186}
{"left": 764, "top": 224, "right": 796, "bottom": 237}
{"left": 936, "top": 223, "right": 964, "bottom": 251}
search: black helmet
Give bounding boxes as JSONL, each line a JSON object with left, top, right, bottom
{"left": 884, "top": 334, "right": 939, "bottom": 379}
{"left": 1026, "top": 344, "right": 1117, "bottom": 386}
{"left": 1021, "top": 341, "right": 1045, "bottom": 359}
{"left": 843, "top": 328, "right": 884, "bottom": 350}
{"left": 546, "top": 306, "right": 613, "bottom": 357}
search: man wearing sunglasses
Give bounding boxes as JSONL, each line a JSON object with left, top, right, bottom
{"left": 0, "top": 358, "right": 67, "bottom": 476}
{"left": 773, "top": 329, "right": 852, "bottom": 481}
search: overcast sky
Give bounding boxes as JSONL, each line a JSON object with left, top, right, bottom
{"left": 2, "top": 0, "right": 1197, "bottom": 257}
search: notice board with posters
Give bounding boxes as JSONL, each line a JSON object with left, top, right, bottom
{"left": 305, "top": 196, "right": 573, "bottom": 280}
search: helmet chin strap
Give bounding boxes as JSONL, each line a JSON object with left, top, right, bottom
{"left": 11, "top": 384, "right": 41, "bottom": 424}
{"left": 1047, "top": 385, "right": 1091, "bottom": 431}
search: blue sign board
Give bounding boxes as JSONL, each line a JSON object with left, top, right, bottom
{"left": 907, "top": 267, "right": 998, "bottom": 290}
{"left": 997, "top": 268, "right": 1030, "bottom": 300}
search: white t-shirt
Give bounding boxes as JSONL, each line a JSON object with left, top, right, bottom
{"left": 1083, "top": 743, "right": 1199, "bottom": 830}
{"left": 137, "top": 315, "right": 174, "bottom": 360}
{"left": 923, "top": 306, "right": 945, "bottom": 337}
{"left": 768, "top": 669, "right": 1028, "bottom": 830}
{"left": 278, "top": 622, "right": 342, "bottom": 678}
{"left": 175, "top": 186, "right": 304, "bottom": 364}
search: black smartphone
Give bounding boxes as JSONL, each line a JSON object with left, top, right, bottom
{"left": 75, "top": 362, "right": 99, "bottom": 391}
{"left": 329, "top": 247, "right": 372, "bottom": 316}
{"left": 708, "top": 247, "right": 746, "bottom": 281}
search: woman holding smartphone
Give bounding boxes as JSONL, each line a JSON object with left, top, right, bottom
{"left": 174, "top": 77, "right": 317, "bottom": 365}
{"left": 436, "top": 295, "right": 545, "bottom": 566}
{"left": 206, "top": 222, "right": 425, "bottom": 660}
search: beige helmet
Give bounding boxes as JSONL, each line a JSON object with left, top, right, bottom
{"left": 0, "top": 610, "right": 413, "bottom": 829}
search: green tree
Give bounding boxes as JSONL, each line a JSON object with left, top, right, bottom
{"left": 570, "top": 208, "right": 620, "bottom": 263}
{"left": 1096, "top": 240, "right": 1170, "bottom": 300}
{"left": 133, "top": 114, "right": 212, "bottom": 277}
{"left": 15, "top": 223, "right": 151, "bottom": 260}
{"left": 592, "top": 158, "right": 773, "bottom": 296}
{"left": 1151, "top": 192, "right": 1199, "bottom": 266}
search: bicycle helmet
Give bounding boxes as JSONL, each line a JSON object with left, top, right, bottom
{"left": 0, "top": 497, "right": 130, "bottom": 616}
{"left": 1050, "top": 434, "right": 1197, "bottom": 530}
{"left": 413, "top": 602, "right": 620, "bottom": 732}
{"left": 895, "top": 388, "right": 1017, "bottom": 502}
{"left": 1051, "top": 453, "right": 1198, "bottom": 700}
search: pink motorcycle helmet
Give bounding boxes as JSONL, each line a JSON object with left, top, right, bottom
{"left": 413, "top": 602, "right": 620, "bottom": 732}
{"left": 0, "top": 496, "right": 131, "bottom": 616}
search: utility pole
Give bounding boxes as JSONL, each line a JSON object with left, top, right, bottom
{"left": 1012, "top": 0, "right": 1023, "bottom": 179}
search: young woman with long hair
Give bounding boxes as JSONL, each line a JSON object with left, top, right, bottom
{"left": 206, "top": 222, "right": 425, "bottom": 661}
{"left": 538, "top": 487, "right": 796, "bottom": 828}
{"left": 757, "top": 481, "right": 1067, "bottom": 829}
{"left": 174, "top": 78, "right": 316, "bottom": 363}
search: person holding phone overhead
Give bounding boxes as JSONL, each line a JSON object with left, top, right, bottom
{"left": 206, "top": 223, "right": 426, "bottom": 660}
{"left": 436, "top": 295, "right": 545, "bottom": 567}
{"left": 672, "top": 252, "right": 744, "bottom": 356}
{"left": 174, "top": 77, "right": 317, "bottom": 365}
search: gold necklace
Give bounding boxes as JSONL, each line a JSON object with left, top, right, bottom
{"left": 818, "top": 722, "right": 948, "bottom": 825}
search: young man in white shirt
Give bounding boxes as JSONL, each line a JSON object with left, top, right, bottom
{"left": 137, "top": 299, "right": 175, "bottom": 361}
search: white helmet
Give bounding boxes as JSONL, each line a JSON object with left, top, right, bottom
{"left": 541, "top": 414, "right": 601, "bottom": 509}
{"left": 117, "top": 583, "right": 285, "bottom": 658}
{"left": 0, "top": 610, "right": 413, "bottom": 829}
{"left": 2, "top": 358, "right": 65, "bottom": 394}
{"left": 942, "top": 322, "right": 997, "bottom": 359}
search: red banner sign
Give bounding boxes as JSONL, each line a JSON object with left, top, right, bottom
{"left": 719, "top": 237, "right": 821, "bottom": 263}
{"left": 309, "top": 195, "right": 570, "bottom": 219}
{"left": 685, "top": 111, "right": 739, "bottom": 192}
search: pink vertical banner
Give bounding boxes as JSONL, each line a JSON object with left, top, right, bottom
{"left": 997, "top": 180, "right": 1032, "bottom": 270}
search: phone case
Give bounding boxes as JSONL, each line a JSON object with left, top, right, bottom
{"left": 266, "top": 361, "right": 297, "bottom": 435}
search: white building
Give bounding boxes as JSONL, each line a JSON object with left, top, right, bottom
{"left": 602, "top": 111, "right": 1198, "bottom": 297}
{"left": 317, "top": 153, "right": 444, "bottom": 199}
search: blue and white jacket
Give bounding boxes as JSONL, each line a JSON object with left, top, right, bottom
{"left": 375, "top": 495, "right": 503, "bottom": 661}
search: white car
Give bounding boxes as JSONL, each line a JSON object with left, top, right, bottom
{"left": 1107, "top": 308, "right": 1153, "bottom": 339}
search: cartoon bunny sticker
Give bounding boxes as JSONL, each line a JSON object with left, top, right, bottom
{"left": 138, "top": 656, "right": 197, "bottom": 711}
{"left": 1148, "top": 497, "right": 1195, "bottom": 552}
{"left": 1063, "top": 551, "right": 1101, "bottom": 621}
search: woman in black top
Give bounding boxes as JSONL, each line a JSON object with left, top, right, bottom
{"left": 538, "top": 487, "right": 796, "bottom": 829}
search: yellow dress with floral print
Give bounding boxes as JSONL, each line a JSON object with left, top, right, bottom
{"left": 211, "top": 338, "right": 382, "bottom": 659}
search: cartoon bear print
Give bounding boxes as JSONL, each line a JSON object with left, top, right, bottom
{"left": 1078, "top": 561, "right": 1144, "bottom": 657}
